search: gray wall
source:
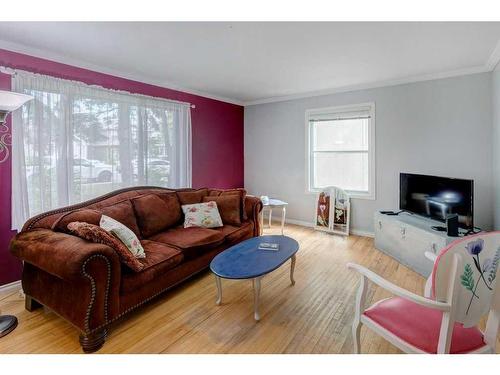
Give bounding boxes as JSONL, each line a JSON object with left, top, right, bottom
{"left": 244, "top": 73, "right": 493, "bottom": 234}
{"left": 493, "top": 69, "right": 500, "bottom": 230}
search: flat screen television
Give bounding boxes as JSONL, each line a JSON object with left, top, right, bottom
{"left": 399, "top": 173, "right": 474, "bottom": 230}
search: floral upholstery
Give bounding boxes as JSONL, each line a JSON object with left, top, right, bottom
{"left": 181, "top": 201, "right": 223, "bottom": 228}
{"left": 432, "top": 233, "right": 500, "bottom": 327}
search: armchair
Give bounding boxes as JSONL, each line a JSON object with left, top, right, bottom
{"left": 347, "top": 232, "right": 500, "bottom": 354}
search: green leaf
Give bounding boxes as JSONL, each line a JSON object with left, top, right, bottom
{"left": 488, "top": 247, "right": 500, "bottom": 284}
{"left": 461, "top": 264, "right": 475, "bottom": 292}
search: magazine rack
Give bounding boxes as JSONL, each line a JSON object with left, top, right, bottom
{"left": 314, "top": 186, "right": 350, "bottom": 236}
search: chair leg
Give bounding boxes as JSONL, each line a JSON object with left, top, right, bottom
{"left": 351, "top": 274, "right": 367, "bottom": 354}
{"left": 25, "top": 295, "right": 42, "bottom": 312}
{"left": 352, "top": 320, "right": 362, "bottom": 354}
{"left": 79, "top": 329, "right": 107, "bottom": 353}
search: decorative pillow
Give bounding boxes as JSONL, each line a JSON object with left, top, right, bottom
{"left": 67, "top": 221, "right": 144, "bottom": 272}
{"left": 176, "top": 188, "right": 208, "bottom": 205}
{"left": 181, "top": 202, "right": 223, "bottom": 228}
{"left": 131, "top": 193, "right": 182, "bottom": 237}
{"left": 100, "top": 215, "right": 146, "bottom": 258}
{"left": 208, "top": 188, "right": 247, "bottom": 221}
{"left": 52, "top": 209, "right": 102, "bottom": 233}
{"left": 202, "top": 195, "right": 241, "bottom": 226}
{"left": 157, "top": 192, "right": 184, "bottom": 225}
{"left": 100, "top": 200, "right": 142, "bottom": 238}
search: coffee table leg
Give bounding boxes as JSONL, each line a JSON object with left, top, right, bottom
{"left": 290, "top": 255, "right": 296, "bottom": 285}
{"left": 252, "top": 277, "right": 261, "bottom": 321}
{"left": 281, "top": 206, "right": 286, "bottom": 235}
{"left": 215, "top": 275, "right": 222, "bottom": 305}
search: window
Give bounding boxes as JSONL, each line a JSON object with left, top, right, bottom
{"left": 306, "top": 103, "right": 375, "bottom": 199}
{"left": 11, "top": 70, "right": 191, "bottom": 230}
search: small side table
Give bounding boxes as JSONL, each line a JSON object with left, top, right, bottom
{"left": 260, "top": 199, "right": 288, "bottom": 235}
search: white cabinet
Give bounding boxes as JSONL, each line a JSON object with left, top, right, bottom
{"left": 374, "top": 212, "right": 462, "bottom": 277}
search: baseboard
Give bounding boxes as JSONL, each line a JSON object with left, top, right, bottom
{"left": 0, "top": 280, "right": 21, "bottom": 294}
{"left": 269, "top": 216, "right": 375, "bottom": 238}
{"left": 284, "top": 217, "right": 315, "bottom": 228}
{"left": 350, "top": 229, "right": 375, "bottom": 238}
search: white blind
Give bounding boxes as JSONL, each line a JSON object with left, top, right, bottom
{"left": 307, "top": 104, "right": 375, "bottom": 197}
{"left": 308, "top": 106, "right": 372, "bottom": 122}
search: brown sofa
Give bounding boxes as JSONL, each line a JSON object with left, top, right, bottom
{"left": 10, "top": 186, "right": 262, "bottom": 353}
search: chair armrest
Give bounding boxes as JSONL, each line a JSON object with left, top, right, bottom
{"left": 347, "top": 262, "right": 450, "bottom": 311}
{"left": 10, "top": 228, "right": 121, "bottom": 281}
{"left": 245, "top": 195, "right": 263, "bottom": 236}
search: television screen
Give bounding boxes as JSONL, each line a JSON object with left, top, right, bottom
{"left": 400, "top": 173, "right": 474, "bottom": 229}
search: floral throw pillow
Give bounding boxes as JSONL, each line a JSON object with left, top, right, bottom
{"left": 100, "top": 214, "right": 146, "bottom": 258}
{"left": 182, "top": 202, "right": 223, "bottom": 228}
{"left": 67, "top": 221, "right": 144, "bottom": 272}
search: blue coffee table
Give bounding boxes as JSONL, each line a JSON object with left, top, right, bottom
{"left": 210, "top": 235, "right": 299, "bottom": 321}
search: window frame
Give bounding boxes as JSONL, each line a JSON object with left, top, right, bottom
{"left": 305, "top": 102, "right": 376, "bottom": 200}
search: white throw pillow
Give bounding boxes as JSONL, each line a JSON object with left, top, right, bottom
{"left": 182, "top": 202, "right": 223, "bottom": 228}
{"left": 100, "top": 215, "right": 146, "bottom": 258}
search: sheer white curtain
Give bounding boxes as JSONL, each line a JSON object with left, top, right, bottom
{"left": 11, "top": 70, "right": 192, "bottom": 230}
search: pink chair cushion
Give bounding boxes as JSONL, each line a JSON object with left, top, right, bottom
{"left": 363, "top": 297, "right": 486, "bottom": 353}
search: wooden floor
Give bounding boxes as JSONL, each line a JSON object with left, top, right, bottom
{"left": 0, "top": 223, "right": 498, "bottom": 354}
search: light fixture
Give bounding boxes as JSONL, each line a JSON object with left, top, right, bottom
{"left": 0, "top": 89, "right": 32, "bottom": 339}
{"left": 0, "top": 90, "right": 33, "bottom": 164}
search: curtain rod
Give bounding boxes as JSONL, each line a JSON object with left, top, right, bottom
{"left": 0, "top": 66, "right": 196, "bottom": 109}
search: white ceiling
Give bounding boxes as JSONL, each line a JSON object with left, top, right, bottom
{"left": 0, "top": 22, "right": 499, "bottom": 105}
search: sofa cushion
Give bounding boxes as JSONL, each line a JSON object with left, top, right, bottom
{"left": 149, "top": 227, "right": 224, "bottom": 259}
{"left": 52, "top": 208, "right": 102, "bottom": 233}
{"left": 208, "top": 188, "right": 247, "bottom": 221}
{"left": 157, "top": 192, "right": 183, "bottom": 221}
{"left": 99, "top": 200, "right": 142, "bottom": 238}
{"left": 67, "top": 221, "right": 144, "bottom": 272}
{"left": 216, "top": 221, "right": 254, "bottom": 245}
{"left": 202, "top": 195, "right": 241, "bottom": 226}
{"left": 131, "top": 193, "right": 182, "bottom": 237}
{"left": 176, "top": 188, "right": 208, "bottom": 205}
{"left": 121, "top": 240, "right": 184, "bottom": 293}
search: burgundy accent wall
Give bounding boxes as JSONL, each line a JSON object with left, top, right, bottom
{"left": 0, "top": 48, "right": 244, "bottom": 285}
{"left": 0, "top": 72, "right": 20, "bottom": 286}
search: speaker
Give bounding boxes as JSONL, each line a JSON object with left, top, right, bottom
{"left": 446, "top": 214, "right": 459, "bottom": 237}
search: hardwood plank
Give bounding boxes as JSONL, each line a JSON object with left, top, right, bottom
{"left": 0, "top": 223, "right": 498, "bottom": 354}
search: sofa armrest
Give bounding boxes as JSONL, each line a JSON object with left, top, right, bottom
{"left": 11, "top": 228, "right": 122, "bottom": 334}
{"left": 10, "top": 228, "right": 121, "bottom": 282}
{"left": 245, "top": 195, "right": 263, "bottom": 236}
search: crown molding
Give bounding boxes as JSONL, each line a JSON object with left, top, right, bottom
{"left": 0, "top": 39, "right": 245, "bottom": 106}
{"left": 1, "top": 35, "right": 500, "bottom": 107}
{"left": 243, "top": 65, "right": 491, "bottom": 106}
{"left": 244, "top": 36, "right": 500, "bottom": 106}
{"left": 243, "top": 36, "right": 500, "bottom": 107}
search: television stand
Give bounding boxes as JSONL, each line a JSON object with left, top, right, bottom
{"left": 374, "top": 211, "right": 468, "bottom": 277}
